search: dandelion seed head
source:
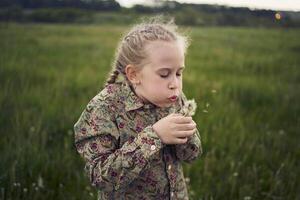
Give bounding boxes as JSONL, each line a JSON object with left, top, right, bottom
{"left": 185, "top": 177, "right": 190, "bottom": 184}
{"left": 181, "top": 99, "right": 197, "bottom": 116}
{"left": 68, "top": 130, "right": 73, "bottom": 136}
{"left": 30, "top": 126, "right": 35, "bottom": 132}
{"left": 38, "top": 176, "right": 44, "bottom": 188}
{"left": 279, "top": 129, "right": 285, "bottom": 135}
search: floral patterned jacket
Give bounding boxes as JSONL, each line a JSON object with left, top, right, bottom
{"left": 74, "top": 77, "right": 202, "bottom": 200}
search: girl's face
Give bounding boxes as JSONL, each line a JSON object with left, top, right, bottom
{"left": 135, "top": 40, "right": 185, "bottom": 108}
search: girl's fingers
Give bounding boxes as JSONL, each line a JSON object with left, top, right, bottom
{"left": 172, "top": 116, "right": 193, "bottom": 124}
{"left": 175, "top": 129, "right": 196, "bottom": 138}
{"left": 174, "top": 137, "right": 188, "bottom": 144}
{"left": 176, "top": 123, "right": 196, "bottom": 131}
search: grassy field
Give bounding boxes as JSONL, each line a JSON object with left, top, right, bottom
{"left": 0, "top": 22, "right": 299, "bottom": 200}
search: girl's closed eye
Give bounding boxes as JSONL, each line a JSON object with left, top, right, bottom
{"left": 176, "top": 68, "right": 184, "bottom": 77}
{"left": 159, "top": 73, "right": 182, "bottom": 79}
{"left": 158, "top": 69, "right": 170, "bottom": 78}
{"left": 160, "top": 73, "right": 169, "bottom": 78}
{"left": 157, "top": 67, "right": 184, "bottom": 78}
{"left": 159, "top": 71, "right": 183, "bottom": 78}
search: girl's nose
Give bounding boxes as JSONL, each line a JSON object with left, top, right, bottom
{"left": 169, "top": 84, "right": 175, "bottom": 89}
{"left": 169, "top": 76, "right": 179, "bottom": 89}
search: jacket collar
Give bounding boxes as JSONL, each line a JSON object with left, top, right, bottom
{"left": 116, "top": 75, "right": 156, "bottom": 112}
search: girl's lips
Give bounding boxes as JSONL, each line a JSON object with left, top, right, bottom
{"left": 168, "top": 95, "right": 178, "bottom": 102}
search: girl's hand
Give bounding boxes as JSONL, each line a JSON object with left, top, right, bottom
{"left": 152, "top": 113, "right": 197, "bottom": 144}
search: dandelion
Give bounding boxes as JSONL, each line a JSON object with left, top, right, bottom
{"left": 38, "top": 175, "right": 44, "bottom": 188}
{"left": 279, "top": 129, "right": 285, "bottom": 135}
{"left": 181, "top": 99, "right": 197, "bottom": 117}
{"left": 185, "top": 177, "right": 190, "bottom": 184}
{"left": 211, "top": 89, "right": 217, "bottom": 93}
{"left": 189, "top": 190, "right": 195, "bottom": 196}
{"left": 30, "top": 126, "right": 35, "bottom": 132}
{"left": 67, "top": 130, "right": 73, "bottom": 136}
{"left": 86, "top": 186, "right": 91, "bottom": 191}
{"left": 244, "top": 196, "right": 251, "bottom": 200}
{"left": 233, "top": 172, "right": 238, "bottom": 177}
{"left": 13, "top": 182, "right": 21, "bottom": 187}
{"left": 23, "top": 188, "right": 28, "bottom": 193}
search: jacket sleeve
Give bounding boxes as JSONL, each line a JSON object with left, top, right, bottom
{"left": 74, "top": 97, "right": 163, "bottom": 192}
{"left": 174, "top": 128, "right": 202, "bottom": 162}
{"left": 174, "top": 92, "right": 203, "bottom": 162}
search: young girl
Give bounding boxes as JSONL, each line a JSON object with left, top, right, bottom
{"left": 74, "top": 18, "right": 202, "bottom": 200}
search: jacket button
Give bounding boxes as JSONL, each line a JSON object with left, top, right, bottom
{"left": 150, "top": 145, "right": 156, "bottom": 151}
{"left": 168, "top": 164, "right": 172, "bottom": 170}
{"left": 171, "top": 192, "right": 174, "bottom": 197}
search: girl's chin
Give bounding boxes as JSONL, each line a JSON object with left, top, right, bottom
{"left": 155, "top": 102, "right": 175, "bottom": 108}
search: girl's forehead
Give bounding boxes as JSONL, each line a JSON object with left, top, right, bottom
{"left": 144, "top": 40, "right": 185, "bottom": 67}
{"left": 144, "top": 40, "right": 183, "bottom": 52}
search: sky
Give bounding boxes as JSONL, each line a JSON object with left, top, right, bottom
{"left": 116, "top": 0, "right": 300, "bottom": 12}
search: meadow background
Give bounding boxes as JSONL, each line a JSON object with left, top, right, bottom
{"left": 0, "top": 19, "right": 300, "bottom": 200}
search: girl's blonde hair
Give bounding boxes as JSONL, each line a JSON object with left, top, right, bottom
{"left": 105, "top": 16, "right": 190, "bottom": 86}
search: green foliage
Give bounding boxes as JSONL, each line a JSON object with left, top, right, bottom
{"left": 0, "top": 0, "right": 121, "bottom": 11}
{"left": 0, "top": 5, "right": 23, "bottom": 21}
{"left": 0, "top": 23, "right": 299, "bottom": 200}
{"left": 0, "top": 7, "right": 93, "bottom": 23}
{"left": 28, "top": 8, "right": 92, "bottom": 23}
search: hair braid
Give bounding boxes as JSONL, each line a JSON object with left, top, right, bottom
{"left": 105, "top": 60, "right": 123, "bottom": 86}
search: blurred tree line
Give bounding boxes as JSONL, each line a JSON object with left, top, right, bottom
{"left": 0, "top": 0, "right": 120, "bottom": 10}
{"left": 0, "top": 0, "right": 299, "bottom": 27}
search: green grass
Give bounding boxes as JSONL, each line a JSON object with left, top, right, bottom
{"left": 0, "top": 22, "right": 299, "bottom": 200}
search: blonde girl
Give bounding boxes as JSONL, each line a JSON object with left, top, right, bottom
{"left": 74, "top": 17, "right": 202, "bottom": 200}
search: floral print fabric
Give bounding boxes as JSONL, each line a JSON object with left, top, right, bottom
{"left": 74, "top": 77, "right": 202, "bottom": 200}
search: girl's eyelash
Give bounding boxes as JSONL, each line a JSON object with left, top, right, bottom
{"left": 160, "top": 74, "right": 169, "bottom": 78}
{"left": 160, "top": 73, "right": 182, "bottom": 78}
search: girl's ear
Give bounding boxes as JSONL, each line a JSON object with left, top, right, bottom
{"left": 125, "top": 64, "right": 141, "bottom": 84}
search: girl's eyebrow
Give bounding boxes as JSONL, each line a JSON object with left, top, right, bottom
{"left": 156, "top": 66, "right": 185, "bottom": 72}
